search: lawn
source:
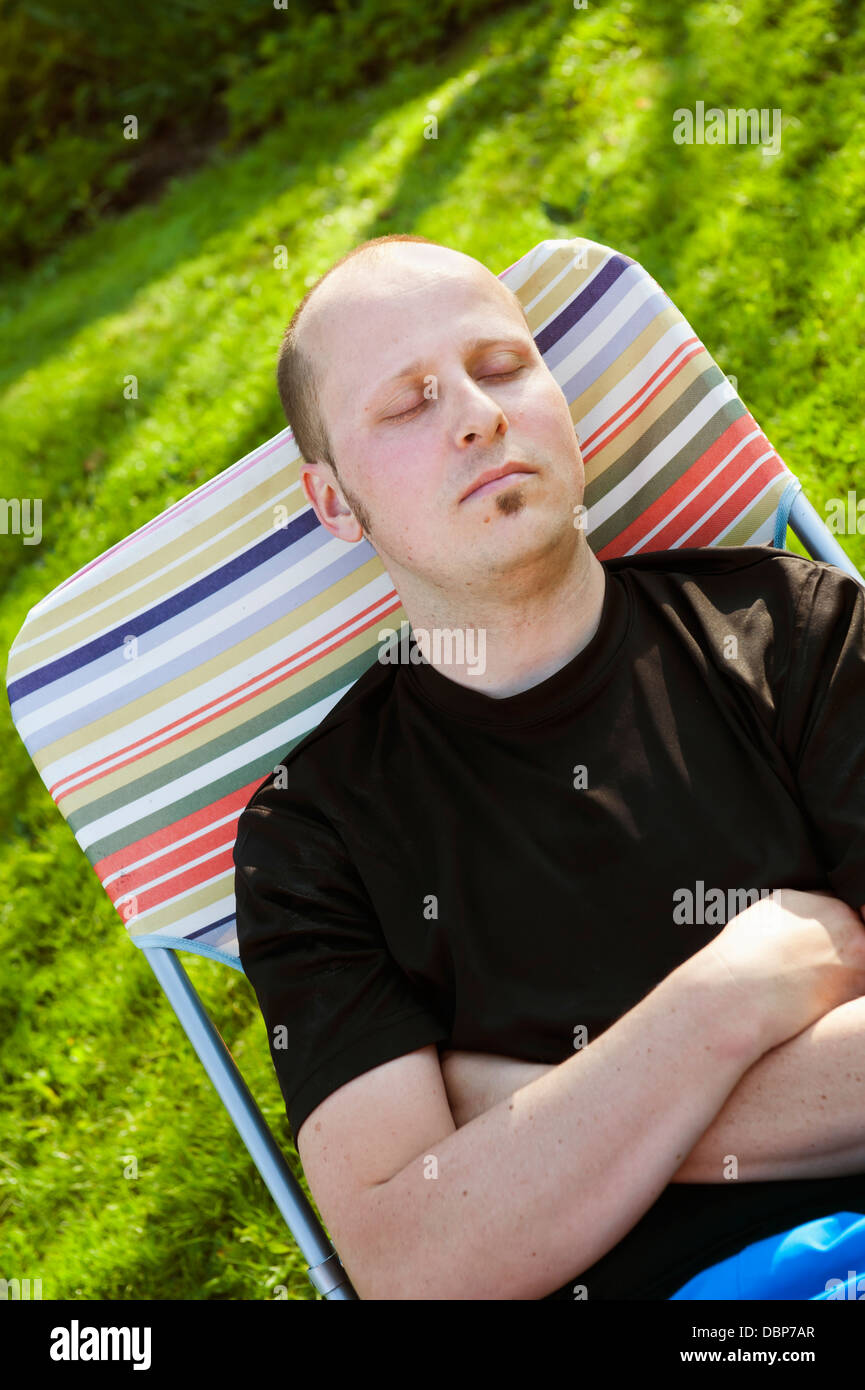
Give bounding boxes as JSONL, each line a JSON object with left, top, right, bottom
{"left": 1, "top": 0, "right": 863, "bottom": 1299}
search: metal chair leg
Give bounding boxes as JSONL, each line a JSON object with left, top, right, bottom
{"left": 141, "top": 946, "right": 358, "bottom": 1299}
{"left": 787, "top": 490, "right": 865, "bottom": 585}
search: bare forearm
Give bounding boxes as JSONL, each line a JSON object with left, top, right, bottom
{"left": 673, "top": 993, "right": 865, "bottom": 1181}
{"left": 443, "top": 995, "right": 865, "bottom": 1184}
{"left": 362, "top": 951, "right": 764, "bottom": 1300}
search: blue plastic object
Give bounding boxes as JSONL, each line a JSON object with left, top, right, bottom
{"left": 669, "top": 1210, "right": 865, "bottom": 1299}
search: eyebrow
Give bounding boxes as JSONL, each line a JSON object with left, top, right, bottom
{"left": 368, "top": 335, "right": 530, "bottom": 406}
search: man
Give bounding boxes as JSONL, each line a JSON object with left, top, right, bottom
{"left": 233, "top": 233, "right": 865, "bottom": 1300}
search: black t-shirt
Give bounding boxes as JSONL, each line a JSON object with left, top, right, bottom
{"left": 233, "top": 543, "right": 865, "bottom": 1299}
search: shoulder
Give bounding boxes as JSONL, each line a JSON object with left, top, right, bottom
{"left": 603, "top": 543, "right": 857, "bottom": 618}
{"left": 603, "top": 544, "right": 865, "bottom": 699}
{"left": 604, "top": 541, "right": 817, "bottom": 587}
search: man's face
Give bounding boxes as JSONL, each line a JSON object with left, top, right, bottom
{"left": 303, "top": 247, "right": 587, "bottom": 601}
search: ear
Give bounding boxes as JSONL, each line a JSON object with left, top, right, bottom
{"left": 299, "top": 461, "right": 364, "bottom": 543}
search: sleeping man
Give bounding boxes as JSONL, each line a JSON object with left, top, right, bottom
{"left": 233, "top": 233, "right": 865, "bottom": 1300}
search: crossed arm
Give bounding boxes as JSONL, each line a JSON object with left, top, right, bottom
{"left": 440, "top": 904, "right": 865, "bottom": 1184}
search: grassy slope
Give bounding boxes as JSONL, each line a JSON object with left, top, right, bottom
{"left": 1, "top": 0, "right": 863, "bottom": 1299}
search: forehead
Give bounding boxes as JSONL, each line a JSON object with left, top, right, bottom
{"left": 307, "top": 251, "right": 529, "bottom": 421}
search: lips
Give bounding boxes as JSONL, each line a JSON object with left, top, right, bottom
{"left": 460, "top": 465, "right": 536, "bottom": 502}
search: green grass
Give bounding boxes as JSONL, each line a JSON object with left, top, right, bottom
{"left": 1, "top": 0, "right": 864, "bottom": 1299}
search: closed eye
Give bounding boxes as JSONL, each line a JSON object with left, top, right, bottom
{"left": 385, "top": 366, "right": 525, "bottom": 422}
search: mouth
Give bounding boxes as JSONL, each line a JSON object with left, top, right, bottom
{"left": 460, "top": 467, "right": 537, "bottom": 503}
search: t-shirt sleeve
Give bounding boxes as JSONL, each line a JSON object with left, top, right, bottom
{"left": 233, "top": 776, "right": 450, "bottom": 1147}
{"left": 777, "top": 561, "right": 865, "bottom": 910}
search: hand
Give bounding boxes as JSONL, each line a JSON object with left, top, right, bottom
{"left": 702, "top": 888, "right": 865, "bottom": 1054}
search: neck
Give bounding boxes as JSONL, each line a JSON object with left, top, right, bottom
{"left": 391, "top": 535, "right": 608, "bottom": 699}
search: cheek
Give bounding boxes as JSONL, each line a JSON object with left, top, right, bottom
{"left": 358, "top": 445, "right": 435, "bottom": 521}
{"left": 544, "top": 388, "right": 580, "bottom": 443}
{"left": 377, "top": 435, "right": 439, "bottom": 492}
{"left": 521, "top": 390, "right": 570, "bottom": 441}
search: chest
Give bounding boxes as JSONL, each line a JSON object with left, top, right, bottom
{"left": 337, "top": 656, "right": 822, "bottom": 1055}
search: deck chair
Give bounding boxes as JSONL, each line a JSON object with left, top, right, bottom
{"left": 6, "top": 234, "right": 864, "bottom": 1302}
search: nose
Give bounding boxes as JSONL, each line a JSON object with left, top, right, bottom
{"left": 454, "top": 376, "right": 509, "bottom": 448}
